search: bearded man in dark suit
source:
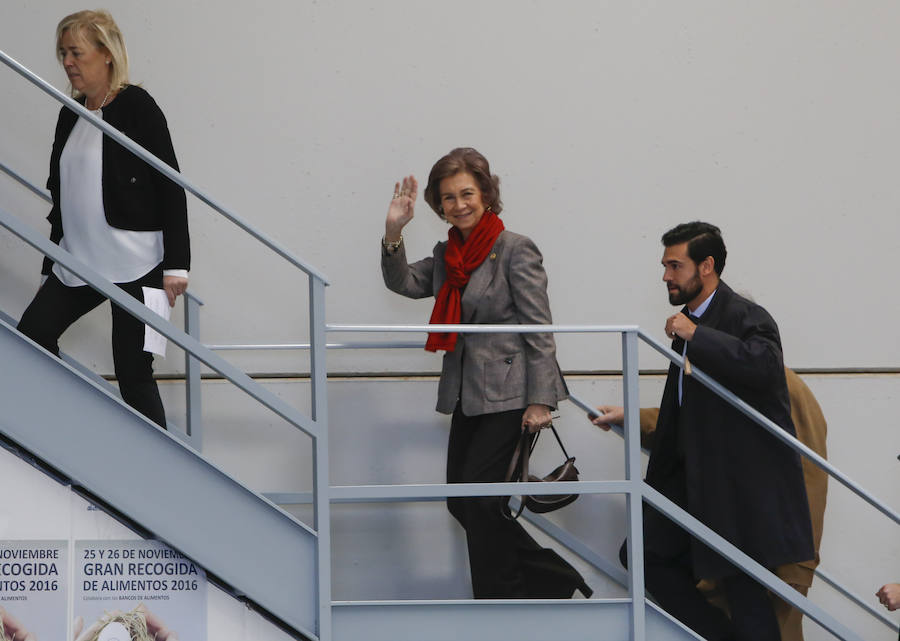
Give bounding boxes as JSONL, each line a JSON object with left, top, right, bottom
{"left": 597, "top": 222, "right": 815, "bottom": 641}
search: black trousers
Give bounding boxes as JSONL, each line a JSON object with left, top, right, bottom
{"left": 628, "top": 462, "right": 781, "bottom": 641}
{"left": 17, "top": 269, "right": 167, "bottom": 428}
{"left": 446, "top": 405, "right": 588, "bottom": 599}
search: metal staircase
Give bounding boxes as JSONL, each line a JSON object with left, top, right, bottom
{"left": 2, "top": 46, "right": 898, "bottom": 641}
{"left": 0, "top": 317, "right": 320, "bottom": 639}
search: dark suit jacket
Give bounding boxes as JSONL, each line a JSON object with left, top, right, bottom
{"left": 645, "top": 281, "right": 815, "bottom": 579}
{"left": 43, "top": 84, "right": 190, "bottom": 275}
{"left": 382, "top": 229, "right": 567, "bottom": 416}
{"left": 640, "top": 366, "right": 827, "bottom": 592}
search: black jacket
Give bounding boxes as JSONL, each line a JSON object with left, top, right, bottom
{"left": 645, "top": 281, "right": 815, "bottom": 579}
{"left": 43, "top": 85, "right": 189, "bottom": 275}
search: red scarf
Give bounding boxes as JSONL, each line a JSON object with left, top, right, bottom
{"left": 426, "top": 210, "right": 505, "bottom": 352}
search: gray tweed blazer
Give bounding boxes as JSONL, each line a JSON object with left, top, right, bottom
{"left": 382, "top": 229, "right": 568, "bottom": 416}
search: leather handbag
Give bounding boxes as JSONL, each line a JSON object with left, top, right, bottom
{"left": 501, "top": 423, "right": 580, "bottom": 520}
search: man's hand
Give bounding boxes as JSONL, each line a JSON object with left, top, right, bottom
{"left": 665, "top": 312, "right": 697, "bottom": 341}
{"left": 590, "top": 405, "right": 623, "bottom": 431}
{"left": 876, "top": 583, "right": 900, "bottom": 611}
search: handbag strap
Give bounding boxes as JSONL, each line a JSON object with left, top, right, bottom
{"left": 548, "top": 423, "right": 571, "bottom": 460}
{"left": 500, "top": 424, "right": 571, "bottom": 520}
{"left": 501, "top": 429, "right": 532, "bottom": 520}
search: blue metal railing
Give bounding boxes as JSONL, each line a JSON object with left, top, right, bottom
{"left": 0, "top": 52, "right": 328, "bottom": 285}
{"left": 149, "top": 323, "right": 899, "bottom": 639}
{"left": 2, "top": 172, "right": 892, "bottom": 637}
{"left": 321, "top": 324, "right": 900, "bottom": 640}
{"left": 0, "top": 47, "right": 333, "bottom": 641}
{"left": 4, "top": 45, "right": 898, "bottom": 640}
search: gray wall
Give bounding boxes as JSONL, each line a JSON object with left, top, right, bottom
{"left": 2, "top": 2, "right": 899, "bottom": 640}
{"left": 2, "top": 1, "right": 900, "bottom": 373}
{"left": 153, "top": 374, "right": 900, "bottom": 640}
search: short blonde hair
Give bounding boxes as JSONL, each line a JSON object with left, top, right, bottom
{"left": 56, "top": 9, "right": 129, "bottom": 97}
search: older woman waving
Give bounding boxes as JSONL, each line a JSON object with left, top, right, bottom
{"left": 382, "top": 147, "right": 590, "bottom": 599}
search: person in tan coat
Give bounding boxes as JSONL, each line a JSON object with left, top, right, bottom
{"left": 596, "top": 367, "right": 828, "bottom": 641}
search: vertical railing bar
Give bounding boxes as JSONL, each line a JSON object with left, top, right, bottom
{"left": 183, "top": 292, "right": 203, "bottom": 450}
{"left": 622, "top": 329, "right": 645, "bottom": 641}
{"left": 309, "top": 276, "right": 331, "bottom": 641}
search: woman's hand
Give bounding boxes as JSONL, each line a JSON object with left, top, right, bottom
{"left": 522, "top": 404, "right": 553, "bottom": 433}
{"left": 163, "top": 275, "right": 188, "bottom": 307}
{"left": 385, "top": 175, "right": 418, "bottom": 242}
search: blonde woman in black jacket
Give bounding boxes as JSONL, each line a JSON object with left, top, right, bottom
{"left": 18, "top": 10, "right": 189, "bottom": 428}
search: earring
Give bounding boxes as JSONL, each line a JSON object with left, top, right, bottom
{"left": 106, "top": 60, "right": 111, "bottom": 65}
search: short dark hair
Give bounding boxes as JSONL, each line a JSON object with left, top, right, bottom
{"left": 423, "top": 147, "right": 503, "bottom": 216}
{"left": 661, "top": 221, "right": 727, "bottom": 275}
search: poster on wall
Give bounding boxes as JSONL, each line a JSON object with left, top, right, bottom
{"left": 0, "top": 540, "right": 68, "bottom": 641}
{"left": 75, "top": 539, "right": 206, "bottom": 641}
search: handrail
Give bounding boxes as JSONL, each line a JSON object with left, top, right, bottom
{"left": 0, "top": 158, "right": 51, "bottom": 203}
{"left": 327, "top": 323, "right": 640, "bottom": 334}
{"left": 4, "top": 44, "right": 893, "bottom": 636}
{"left": 0, "top": 49, "right": 329, "bottom": 285}
{"left": 322, "top": 325, "right": 898, "bottom": 639}
{"left": 1, "top": 158, "right": 201, "bottom": 444}
{"left": 0, "top": 49, "right": 340, "bottom": 640}
{"left": 205, "top": 341, "right": 427, "bottom": 351}
{"left": 567, "top": 387, "right": 900, "bottom": 635}
{"left": 0, "top": 204, "right": 319, "bottom": 441}
{"left": 168, "top": 322, "right": 897, "bottom": 636}
{"left": 815, "top": 567, "right": 900, "bottom": 631}
{"left": 640, "top": 483, "right": 864, "bottom": 640}
{"left": 636, "top": 328, "right": 900, "bottom": 526}
{"left": 285, "top": 325, "right": 900, "bottom": 526}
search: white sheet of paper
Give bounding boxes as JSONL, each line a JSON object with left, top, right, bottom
{"left": 141, "top": 286, "right": 170, "bottom": 357}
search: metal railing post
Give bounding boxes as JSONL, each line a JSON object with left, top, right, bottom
{"left": 183, "top": 292, "right": 204, "bottom": 450}
{"left": 622, "top": 329, "right": 646, "bottom": 641}
{"left": 310, "top": 276, "right": 332, "bottom": 641}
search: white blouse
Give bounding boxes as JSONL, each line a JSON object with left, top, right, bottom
{"left": 53, "top": 109, "right": 166, "bottom": 287}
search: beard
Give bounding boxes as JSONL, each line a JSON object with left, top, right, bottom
{"left": 668, "top": 272, "right": 703, "bottom": 305}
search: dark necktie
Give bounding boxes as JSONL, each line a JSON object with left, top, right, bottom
{"left": 677, "top": 314, "right": 701, "bottom": 405}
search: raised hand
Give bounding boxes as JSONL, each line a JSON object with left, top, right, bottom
{"left": 385, "top": 175, "right": 418, "bottom": 242}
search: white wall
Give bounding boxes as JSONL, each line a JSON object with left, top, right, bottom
{"left": 154, "top": 374, "right": 900, "bottom": 640}
{"left": 2, "top": 2, "right": 899, "bottom": 640}
{"left": 6, "top": 373, "right": 896, "bottom": 639}
{"left": 2, "top": 1, "right": 900, "bottom": 373}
